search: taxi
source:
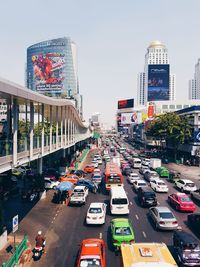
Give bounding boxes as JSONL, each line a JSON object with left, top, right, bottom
{"left": 84, "top": 165, "right": 95, "bottom": 173}
{"left": 59, "top": 174, "right": 79, "bottom": 184}
{"left": 168, "top": 192, "right": 196, "bottom": 212}
{"left": 76, "top": 238, "right": 106, "bottom": 267}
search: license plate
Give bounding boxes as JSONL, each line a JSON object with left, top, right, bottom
{"left": 92, "top": 217, "right": 97, "bottom": 219}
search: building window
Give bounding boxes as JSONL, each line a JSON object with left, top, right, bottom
{"left": 169, "top": 105, "right": 175, "bottom": 109}
{"left": 176, "top": 105, "right": 182, "bottom": 109}
{"left": 162, "top": 105, "right": 168, "bottom": 109}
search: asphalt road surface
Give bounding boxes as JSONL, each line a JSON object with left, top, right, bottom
{"left": 31, "top": 148, "right": 200, "bottom": 267}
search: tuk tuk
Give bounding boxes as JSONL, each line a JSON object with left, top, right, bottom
{"left": 156, "top": 167, "right": 169, "bottom": 178}
{"left": 168, "top": 171, "right": 181, "bottom": 183}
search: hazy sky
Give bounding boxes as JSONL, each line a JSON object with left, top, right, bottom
{"left": 1, "top": 0, "right": 200, "bottom": 126}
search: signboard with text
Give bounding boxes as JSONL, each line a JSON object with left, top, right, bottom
{"left": 118, "top": 99, "right": 134, "bottom": 109}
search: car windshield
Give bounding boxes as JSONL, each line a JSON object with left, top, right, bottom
{"left": 112, "top": 198, "right": 128, "bottom": 205}
{"left": 151, "top": 173, "right": 158, "bottom": 177}
{"left": 89, "top": 208, "right": 102, "bottom": 213}
{"left": 144, "top": 192, "right": 155, "bottom": 197}
{"left": 74, "top": 189, "right": 84, "bottom": 193}
{"left": 159, "top": 212, "right": 174, "bottom": 219}
{"left": 183, "top": 243, "right": 200, "bottom": 250}
{"left": 158, "top": 182, "right": 166, "bottom": 186}
{"left": 115, "top": 227, "right": 131, "bottom": 235}
{"left": 138, "top": 182, "right": 146, "bottom": 186}
{"left": 93, "top": 176, "right": 101, "bottom": 179}
{"left": 180, "top": 197, "right": 191, "bottom": 202}
{"left": 73, "top": 192, "right": 84, "bottom": 196}
{"left": 186, "top": 183, "right": 195, "bottom": 187}
{"left": 80, "top": 258, "right": 101, "bottom": 267}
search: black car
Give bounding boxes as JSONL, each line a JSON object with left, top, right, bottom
{"left": 173, "top": 229, "right": 200, "bottom": 266}
{"left": 122, "top": 167, "right": 132, "bottom": 176}
{"left": 137, "top": 187, "right": 157, "bottom": 207}
{"left": 191, "top": 189, "right": 200, "bottom": 203}
{"left": 188, "top": 213, "right": 200, "bottom": 237}
{"left": 76, "top": 179, "right": 98, "bottom": 193}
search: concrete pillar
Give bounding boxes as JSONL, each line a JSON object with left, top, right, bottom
{"left": 70, "top": 119, "right": 72, "bottom": 144}
{"left": 50, "top": 106, "right": 52, "bottom": 152}
{"left": 56, "top": 106, "right": 58, "bottom": 149}
{"left": 64, "top": 106, "right": 67, "bottom": 146}
{"left": 41, "top": 104, "right": 44, "bottom": 155}
{"left": 13, "top": 99, "right": 18, "bottom": 165}
{"left": 6, "top": 99, "right": 11, "bottom": 139}
{"left": 67, "top": 116, "right": 70, "bottom": 145}
{"left": 30, "top": 102, "right": 34, "bottom": 160}
{"left": 61, "top": 106, "right": 63, "bottom": 147}
{"left": 38, "top": 157, "right": 43, "bottom": 174}
{"left": 62, "top": 149, "right": 66, "bottom": 158}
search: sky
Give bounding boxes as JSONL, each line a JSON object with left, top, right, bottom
{"left": 1, "top": 0, "right": 200, "bottom": 126}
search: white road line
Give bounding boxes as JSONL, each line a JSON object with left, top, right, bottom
{"left": 51, "top": 220, "right": 54, "bottom": 224}
{"left": 53, "top": 216, "right": 56, "bottom": 220}
{"left": 130, "top": 202, "right": 133, "bottom": 205}
{"left": 99, "top": 232, "right": 102, "bottom": 239}
{"left": 142, "top": 231, "right": 147, "bottom": 238}
{"left": 135, "top": 214, "right": 139, "bottom": 220}
{"left": 157, "top": 202, "right": 160, "bottom": 205}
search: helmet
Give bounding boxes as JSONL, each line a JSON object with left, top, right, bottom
{"left": 38, "top": 231, "right": 42, "bottom": 235}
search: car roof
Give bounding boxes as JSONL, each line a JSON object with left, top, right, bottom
{"left": 179, "top": 179, "right": 194, "bottom": 183}
{"left": 89, "top": 202, "right": 104, "bottom": 208}
{"left": 74, "top": 186, "right": 86, "bottom": 190}
{"left": 81, "top": 239, "right": 103, "bottom": 256}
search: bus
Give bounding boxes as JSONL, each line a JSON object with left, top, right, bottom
{"left": 121, "top": 243, "right": 178, "bottom": 267}
{"left": 104, "top": 163, "right": 123, "bottom": 191}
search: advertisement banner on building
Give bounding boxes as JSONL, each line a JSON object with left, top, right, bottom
{"left": 194, "top": 130, "right": 200, "bottom": 143}
{"left": 148, "top": 64, "right": 170, "bottom": 101}
{"left": 147, "top": 102, "right": 155, "bottom": 119}
{"left": 121, "top": 112, "right": 137, "bottom": 125}
{"left": 118, "top": 99, "right": 134, "bottom": 109}
{"left": 32, "top": 53, "right": 66, "bottom": 94}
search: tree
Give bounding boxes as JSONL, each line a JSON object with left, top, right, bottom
{"left": 146, "top": 113, "right": 192, "bottom": 160}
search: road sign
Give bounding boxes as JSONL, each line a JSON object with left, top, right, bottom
{"left": 12, "top": 215, "right": 18, "bottom": 233}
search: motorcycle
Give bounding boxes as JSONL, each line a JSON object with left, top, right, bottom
{"left": 33, "top": 246, "right": 43, "bottom": 261}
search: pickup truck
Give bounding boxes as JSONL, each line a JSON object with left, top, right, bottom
{"left": 69, "top": 186, "right": 89, "bottom": 205}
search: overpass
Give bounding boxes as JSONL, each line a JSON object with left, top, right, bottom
{"left": 0, "top": 78, "right": 92, "bottom": 173}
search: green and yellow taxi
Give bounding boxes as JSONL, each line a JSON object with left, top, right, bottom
{"left": 156, "top": 166, "right": 169, "bottom": 178}
{"left": 110, "top": 218, "right": 135, "bottom": 251}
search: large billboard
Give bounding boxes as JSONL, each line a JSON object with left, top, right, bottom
{"left": 118, "top": 99, "right": 134, "bottom": 109}
{"left": 32, "top": 53, "right": 66, "bottom": 94}
{"left": 121, "top": 112, "right": 137, "bottom": 125}
{"left": 148, "top": 64, "right": 170, "bottom": 101}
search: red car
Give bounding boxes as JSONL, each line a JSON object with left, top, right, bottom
{"left": 168, "top": 192, "right": 196, "bottom": 212}
{"left": 76, "top": 238, "right": 106, "bottom": 267}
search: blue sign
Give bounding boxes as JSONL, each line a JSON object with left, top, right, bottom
{"left": 194, "top": 130, "right": 200, "bottom": 143}
{"left": 12, "top": 215, "right": 18, "bottom": 233}
{"left": 148, "top": 64, "right": 170, "bottom": 101}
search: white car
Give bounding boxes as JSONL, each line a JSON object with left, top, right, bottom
{"left": 175, "top": 179, "right": 197, "bottom": 192}
{"left": 86, "top": 202, "right": 107, "bottom": 225}
{"left": 139, "top": 166, "right": 150, "bottom": 175}
{"left": 96, "top": 157, "right": 102, "bottom": 164}
{"left": 133, "top": 180, "right": 148, "bottom": 192}
{"left": 127, "top": 173, "right": 140, "bottom": 184}
{"left": 69, "top": 186, "right": 89, "bottom": 205}
{"left": 45, "top": 178, "right": 60, "bottom": 189}
{"left": 150, "top": 179, "right": 169, "bottom": 193}
{"left": 91, "top": 160, "right": 98, "bottom": 168}
{"left": 142, "top": 158, "right": 150, "bottom": 167}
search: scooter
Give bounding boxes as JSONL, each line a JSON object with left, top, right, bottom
{"left": 33, "top": 246, "right": 43, "bottom": 261}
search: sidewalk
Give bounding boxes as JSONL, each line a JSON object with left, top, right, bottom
{"left": 164, "top": 163, "right": 200, "bottom": 181}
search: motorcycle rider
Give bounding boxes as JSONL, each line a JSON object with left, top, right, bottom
{"left": 35, "top": 231, "right": 46, "bottom": 253}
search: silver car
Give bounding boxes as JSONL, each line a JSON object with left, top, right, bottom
{"left": 149, "top": 206, "right": 178, "bottom": 230}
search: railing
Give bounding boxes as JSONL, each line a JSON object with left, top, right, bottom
{"left": 2, "top": 235, "right": 28, "bottom": 267}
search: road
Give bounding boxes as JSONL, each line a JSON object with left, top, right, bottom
{"left": 30, "top": 147, "right": 200, "bottom": 267}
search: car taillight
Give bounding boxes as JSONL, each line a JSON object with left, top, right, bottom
{"left": 172, "top": 221, "right": 178, "bottom": 224}
{"left": 159, "top": 221, "right": 165, "bottom": 225}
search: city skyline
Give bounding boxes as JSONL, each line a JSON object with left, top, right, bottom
{"left": 0, "top": 0, "right": 200, "bottom": 125}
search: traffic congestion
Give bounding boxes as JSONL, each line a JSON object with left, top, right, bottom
{"left": 50, "top": 135, "right": 200, "bottom": 267}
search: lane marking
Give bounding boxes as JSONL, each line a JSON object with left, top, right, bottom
{"left": 53, "top": 216, "right": 56, "bottom": 220}
{"left": 135, "top": 214, "right": 139, "bottom": 220}
{"left": 157, "top": 202, "right": 160, "bottom": 205}
{"left": 142, "top": 231, "right": 147, "bottom": 238}
{"left": 51, "top": 220, "right": 54, "bottom": 224}
{"left": 99, "top": 232, "right": 102, "bottom": 239}
{"left": 130, "top": 201, "right": 133, "bottom": 205}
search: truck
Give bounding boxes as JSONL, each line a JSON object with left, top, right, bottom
{"left": 121, "top": 243, "right": 178, "bottom": 267}
{"left": 149, "top": 158, "right": 161, "bottom": 170}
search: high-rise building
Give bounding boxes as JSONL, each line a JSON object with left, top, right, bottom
{"left": 189, "top": 59, "right": 200, "bottom": 100}
{"left": 137, "top": 40, "right": 176, "bottom": 105}
{"left": 26, "top": 37, "right": 78, "bottom": 98}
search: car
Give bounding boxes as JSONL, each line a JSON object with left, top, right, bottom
{"left": 122, "top": 166, "right": 132, "bottom": 176}
{"left": 74, "top": 170, "right": 86, "bottom": 178}
{"left": 44, "top": 168, "right": 59, "bottom": 181}
{"left": 69, "top": 186, "right": 89, "bottom": 205}
{"left": 139, "top": 166, "right": 150, "bottom": 175}
{"left": 156, "top": 167, "right": 169, "bottom": 178}
{"left": 188, "top": 213, "right": 200, "bottom": 237}
{"left": 138, "top": 187, "right": 157, "bottom": 207}
{"left": 150, "top": 179, "right": 169, "bottom": 193}
{"left": 92, "top": 174, "right": 102, "bottom": 185}
{"left": 86, "top": 202, "right": 107, "bottom": 224}
{"left": 191, "top": 188, "right": 200, "bottom": 203}
{"left": 76, "top": 238, "right": 106, "bottom": 267}
{"left": 96, "top": 157, "right": 102, "bottom": 164}
{"left": 76, "top": 179, "right": 98, "bottom": 193}
{"left": 44, "top": 178, "right": 60, "bottom": 189}
{"left": 173, "top": 229, "right": 200, "bottom": 266}
{"left": 144, "top": 171, "right": 160, "bottom": 182}
{"left": 127, "top": 173, "right": 140, "bottom": 184}
{"left": 149, "top": 206, "right": 178, "bottom": 230}
{"left": 132, "top": 179, "right": 148, "bottom": 192}
{"left": 175, "top": 179, "right": 197, "bottom": 193}
{"left": 168, "top": 192, "right": 196, "bottom": 212}
{"left": 110, "top": 218, "right": 135, "bottom": 251}
{"left": 141, "top": 158, "right": 150, "bottom": 167}
{"left": 93, "top": 168, "right": 101, "bottom": 174}
{"left": 91, "top": 160, "right": 98, "bottom": 168}
{"left": 59, "top": 174, "right": 79, "bottom": 184}
{"left": 84, "top": 165, "right": 95, "bottom": 173}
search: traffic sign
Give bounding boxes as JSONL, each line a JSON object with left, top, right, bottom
{"left": 12, "top": 215, "right": 18, "bottom": 233}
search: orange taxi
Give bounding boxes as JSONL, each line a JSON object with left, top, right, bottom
{"left": 84, "top": 165, "right": 95, "bottom": 173}
{"left": 76, "top": 238, "right": 106, "bottom": 267}
{"left": 59, "top": 174, "right": 79, "bottom": 184}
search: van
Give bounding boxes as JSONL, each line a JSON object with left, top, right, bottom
{"left": 110, "top": 186, "right": 129, "bottom": 215}
{"left": 132, "top": 158, "right": 142, "bottom": 168}
{"left": 173, "top": 229, "right": 200, "bottom": 266}
{"left": 138, "top": 187, "right": 157, "bottom": 207}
